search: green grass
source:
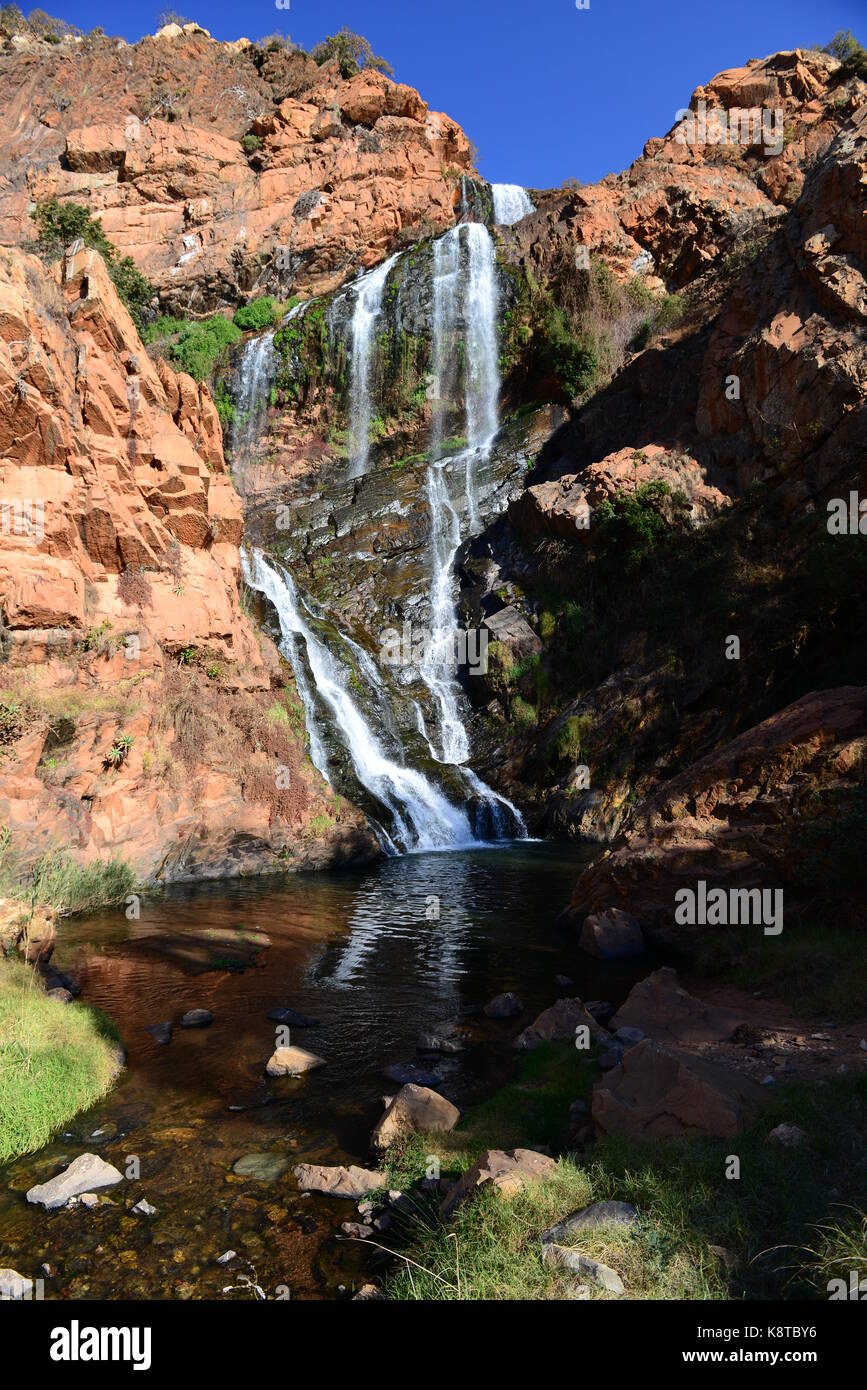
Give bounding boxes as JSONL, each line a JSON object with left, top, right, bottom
{"left": 695, "top": 918, "right": 867, "bottom": 1020}
{"left": 380, "top": 1044, "right": 867, "bottom": 1301}
{"left": 0, "top": 959, "right": 121, "bottom": 1164}
{"left": 0, "top": 850, "right": 135, "bottom": 916}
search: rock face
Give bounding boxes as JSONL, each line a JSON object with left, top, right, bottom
{"left": 0, "top": 242, "right": 376, "bottom": 884}
{"left": 514, "top": 997, "right": 611, "bottom": 1050}
{"left": 371, "top": 1084, "right": 460, "bottom": 1150}
{"left": 611, "top": 968, "right": 743, "bottom": 1044}
{"left": 440, "top": 1148, "right": 557, "bottom": 1219}
{"left": 592, "top": 1040, "right": 765, "bottom": 1140}
{"left": 0, "top": 31, "right": 474, "bottom": 312}
{"left": 26, "top": 1152, "right": 124, "bottom": 1209}
{"left": 565, "top": 688, "right": 867, "bottom": 949}
{"left": 293, "top": 1163, "right": 385, "bottom": 1200}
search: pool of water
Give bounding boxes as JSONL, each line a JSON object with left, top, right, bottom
{"left": 0, "top": 843, "right": 648, "bottom": 1300}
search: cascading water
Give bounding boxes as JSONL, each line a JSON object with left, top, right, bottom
{"left": 347, "top": 253, "right": 401, "bottom": 478}
{"left": 419, "top": 223, "right": 527, "bottom": 838}
{"left": 242, "top": 548, "right": 474, "bottom": 854}
{"left": 233, "top": 330, "right": 276, "bottom": 464}
{"left": 491, "top": 183, "right": 536, "bottom": 225}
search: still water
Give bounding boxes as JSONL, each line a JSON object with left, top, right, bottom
{"left": 0, "top": 844, "right": 645, "bottom": 1300}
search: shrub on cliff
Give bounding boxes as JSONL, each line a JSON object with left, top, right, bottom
{"left": 145, "top": 314, "right": 242, "bottom": 382}
{"left": 30, "top": 198, "right": 155, "bottom": 333}
{"left": 311, "top": 28, "right": 393, "bottom": 79}
{"left": 233, "top": 295, "right": 280, "bottom": 331}
{"left": 825, "top": 30, "right": 867, "bottom": 79}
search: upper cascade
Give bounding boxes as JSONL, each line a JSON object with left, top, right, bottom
{"left": 347, "top": 253, "right": 402, "bottom": 478}
{"left": 491, "top": 183, "right": 536, "bottom": 225}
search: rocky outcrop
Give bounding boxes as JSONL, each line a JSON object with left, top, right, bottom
{"left": 0, "top": 30, "right": 474, "bottom": 311}
{"left": 0, "top": 242, "right": 376, "bottom": 884}
{"left": 592, "top": 1039, "right": 765, "bottom": 1140}
{"left": 563, "top": 687, "right": 867, "bottom": 948}
{"left": 611, "top": 968, "right": 744, "bottom": 1044}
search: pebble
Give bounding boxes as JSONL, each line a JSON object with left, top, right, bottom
{"left": 180, "top": 1009, "right": 213, "bottom": 1028}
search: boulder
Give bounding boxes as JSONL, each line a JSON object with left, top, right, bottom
{"left": 293, "top": 1164, "right": 386, "bottom": 1200}
{"left": 353, "top": 1283, "right": 386, "bottom": 1300}
{"left": 514, "top": 997, "right": 611, "bottom": 1050}
{"left": 482, "top": 606, "right": 543, "bottom": 662}
{"left": 542, "top": 1243, "right": 625, "bottom": 1295}
{"left": 439, "top": 1148, "right": 557, "bottom": 1219}
{"left": 768, "top": 1123, "right": 807, "bottom": 1148}
{"left": 371, "top": 1084, "right": 460, "bottom": 1150}
{"left": 579, "top": 909, "right": 645, "bottom": 960}
{"left": 541, "top": 1200, "right": 638, "bottom": 1245}
{"left": 265, "top": 1046, "right": 326, "bottom": 1077}
{"left": 483, "top": 992, "right": 523, "bottom": 1020}
{"left": 0, "top": 1268, "right": 33, "bottom": 1299}
{"left": 26, "top": 1153, "right": 124, "bottom": 1210}
{"left": 146, "top": 1022, "right": 172, "bottom": 1046}
{"left": 611, "top": 968, "right": 743, "bottom": 1044}
{"left": 592, "top": 1040, "right": 764, "bottom": 1140}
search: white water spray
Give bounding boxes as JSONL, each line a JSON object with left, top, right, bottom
{"left": 348, "top": 254, "right": 400, "bottom": 478}
{"left": 242, "top": 548, "right": 474, "bottom": 854}
{"left": 491, "top": 183, "right": 536, "bottom": 226}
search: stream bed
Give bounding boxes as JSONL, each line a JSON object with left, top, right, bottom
{"left": 0, "top": 843, "right": 648, "bottom": 1300}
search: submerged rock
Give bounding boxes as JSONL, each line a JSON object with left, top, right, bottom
{"left": 267, "top": 1007, "right": 320, "bottom": 1027}
{"left": 180, "top": 1009, "right": 213, "bottom": 1028}
{"left": 232, "top": 1153, "right": 291, "bottom": 1181}
{"left": 26, "top": 1153, "right": 124, "bottom": 1210}
{"left": 483, "top": 992, "right": 524, "bottom": 1020}
{"left": 146, "top": 1022, "right": 173, "bottom": 1046}
{"left": 579, "top": 909, "right": 644, "bottom": 960}
{"left": 383, "top": 1061, "right": 442, "bottom": 1088}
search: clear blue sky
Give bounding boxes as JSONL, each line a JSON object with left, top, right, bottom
{"left": 31, "top": 0, "right": 866, "bottom": 187}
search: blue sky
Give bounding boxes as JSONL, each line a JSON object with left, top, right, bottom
{"left": 31, "top": 0, "right": 866, "bottom": 187}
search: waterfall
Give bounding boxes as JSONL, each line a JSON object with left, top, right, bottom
{"left": 242, "top": 548, "right": 474, "bottom": 854}
{"left": 491, "top": 183, "right": 535, "bottom": 226}
{"left": 234, "top": 330, "right": 276, "bottom": 463}
{"left": 419, "top": 224, "right": 527, "bottom": 838}
{"left": 348, "top": 253, "right": 400, "bottom": 478}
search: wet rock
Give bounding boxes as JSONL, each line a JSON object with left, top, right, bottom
{"left": 180, "top": 1009, "right": 213, "bottom": 1028}
{"left": 78, "top": 1192, "right": 100, "bottom": 1209}
{"left": 146, "top": 1022, "right": 173, "bottom": 1046}
{"left": 267, "top": 1007, "right": 320, "bottom": 1027}
{"left": 541, "top": 1200, "right": 638, "bottom": 1245}
{"left": 514, "top": 997, "right": 611, "bottom": 1050}
{"left": 542, "top": 1243, "right": 625, "bottom": 1295}
{"left": 353, "top": 1283, "right": 386, "bottom": 1300}
{"left": 579, "top": 909, "right": 644, "bottom": 960}
{"left": 293, "top": 1164, "right": 386, "bottom": 1200}
{"left": 132, "top": 1199, "right": 157, "bottom": 1218}
{"left": 372, "top": 1084, "right": 460, "bottom": 1151}
{"left": 265, "top": 1046, "right": 326, "bottom": 1077}
{"left": 768, "top": 1123, "right": 807, "bottom": 1148}
{"left": 341, "top": 1221, "right": 374, "bottom": 1239}
{"left": 383, "top": 1061, "right": 442, "bottom": 1088}
{"left": 483, "top": 992, "right": 524, "bottom": 1020}
{"left": 416, "top": 1032, "right": 463, "bottom": 1053}
{"left": 593, "top": 1040, "right": 764, "bottom": 1140}
{"left": 585, "top": 1000, "right": 615, "bottom": 1025}
{"left": 232, "top": 1153, "right": 291, "bottom": 1181}
{"left": 440, "top": 1148, "right": 557, "bottom": 1220}
{"left": 27, "top": 1153, "right": 124, "bottom": 1210}
{"left": 611, "top": 968, "right": 743, "bottom": 1045}
{"left": 216, "top": 1250, "right": 237, "bottom": 1264}
{"left": 0, "top": 1268, "right": 33, "bottom": 1299}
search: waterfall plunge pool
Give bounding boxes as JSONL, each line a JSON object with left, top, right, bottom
{"left": 0, "top": 843, "right": 649, "bottom": 1300}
